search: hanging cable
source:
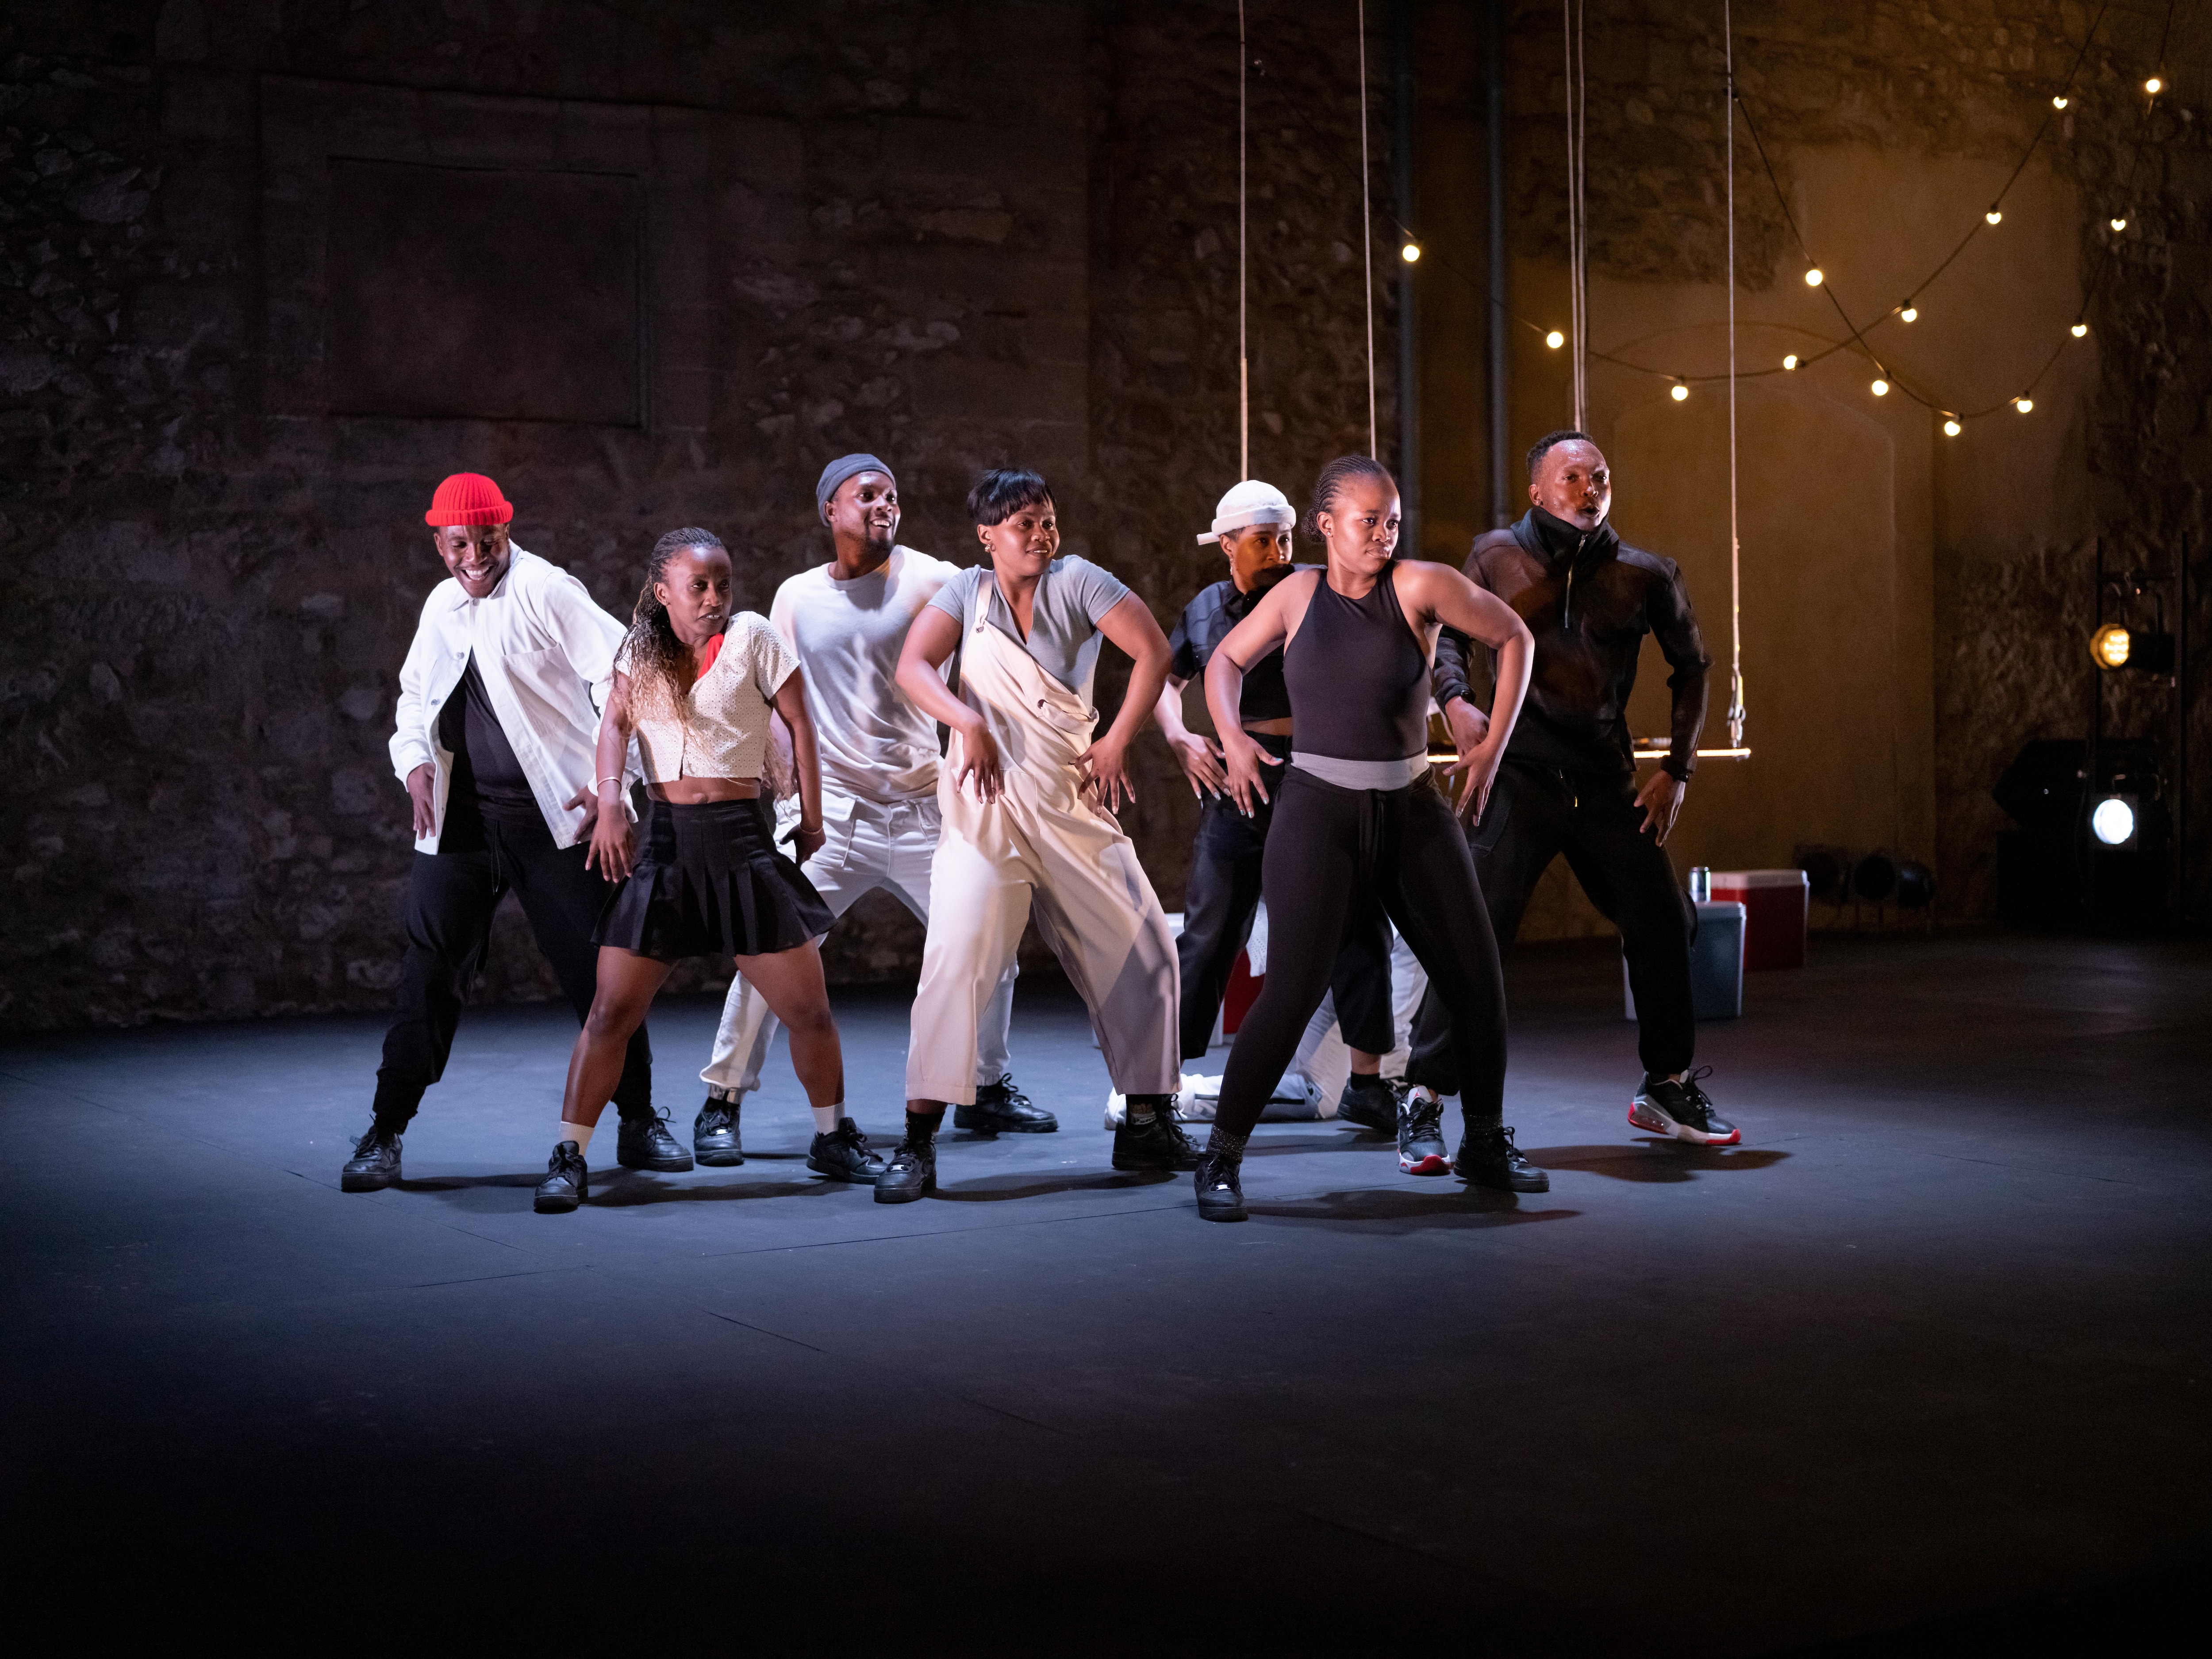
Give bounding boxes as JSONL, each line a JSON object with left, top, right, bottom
{"left": 1358, "top": 0, "right": 1377, "bottom": 457}
{"left": 1724, "top": 0, "right": 1743, "bottom": 749}
{"left": 1239, "top": 0, "right": 1249, "bottom": 480}
{"left": 1562, "top": 0, "right": 1589, "bottom": 429}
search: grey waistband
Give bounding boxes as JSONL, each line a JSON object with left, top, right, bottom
{"left": 1290, "top": 752, "right": 1430, "bottom": 791}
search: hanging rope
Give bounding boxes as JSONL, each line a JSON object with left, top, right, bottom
{"left": 1563, "top": 0, "right": 1588, "bottom": 430}
{"left": 1239, "top": 0, "right": 1249, "bottom": 480}
{"left": 1358, "top": 0, "right": 1377, "bottom": 457}
{"left": 1724, "top": 0, "right": 1744, "bottom": 748}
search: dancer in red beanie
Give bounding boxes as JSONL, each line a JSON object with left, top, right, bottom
{"left": 338, "top": 473, "right": 686, "bottom": 1192}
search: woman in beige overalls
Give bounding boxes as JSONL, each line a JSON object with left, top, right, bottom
{"left": 881, "top": 468, "right": 1192, "bottom": 1202}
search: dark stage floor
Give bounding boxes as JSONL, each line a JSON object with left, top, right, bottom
{"left": 5, "top": 931, "right": 2209, "bottom": 1650}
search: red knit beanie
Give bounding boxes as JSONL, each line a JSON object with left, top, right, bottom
{"left": 424, "top": 472, "right": 514, "bottom": 527}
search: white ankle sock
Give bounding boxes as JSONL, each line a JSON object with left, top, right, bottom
{"left": 561, "top": 1122, "right": 595, "bottom": 1155}
{"left": 810, "top": 1103, "right": 843, "bottom": 1135}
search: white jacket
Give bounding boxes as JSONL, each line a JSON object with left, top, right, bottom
{"left": 389, "top": 546, "right": 635, "bottom": 853}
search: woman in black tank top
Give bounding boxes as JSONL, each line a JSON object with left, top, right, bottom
{"left": 1191, "top": 456, "right": 1538, "bottom": 1221}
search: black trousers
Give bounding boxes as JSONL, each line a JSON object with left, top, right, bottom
{"left": 1214, "top": 768, "right": 1506, "bottom": 1138}
{"left": 1177, "top": 737, "right": 1395, "bottom": 1061}
{"left": 372, "top": 810, "right": 653, "bottom": 1128}
{"left": 1406, "top": 760, "right": 1695, "bottom": 1091}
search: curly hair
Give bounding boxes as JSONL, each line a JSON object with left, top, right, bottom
{"left": 621, "top": 527, "right": 727, "bottom": 722}
{"left": 1305, "top": 454, "right": 1398, "bottom": 538}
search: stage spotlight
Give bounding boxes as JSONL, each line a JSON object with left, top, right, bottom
{"left": 1851, "top": 853, "right": 1898, "bottom": 904}
{"left": 1546, "top": 329, "right": 1565, "bottom": 349}
{"left": 2091, "top": 796, "right": 2139, "bottom": 849}
{"left": 2090, "top": 622, "right": 2176, "bottom": 673}
{"left": 1895, "top": 860, "right": 1936, "bottom": 910}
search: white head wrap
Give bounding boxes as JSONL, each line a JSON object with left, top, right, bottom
{"left": 1196, "top": 479, "right": 1296, "bottom": 545}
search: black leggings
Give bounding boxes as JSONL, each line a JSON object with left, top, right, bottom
{"left": 1213, "top": 768, "right": 1506, "bottom": 1139}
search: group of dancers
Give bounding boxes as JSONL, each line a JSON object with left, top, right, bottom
{"left": 346, "top": 436, "right": 1736, "bottom": 1223}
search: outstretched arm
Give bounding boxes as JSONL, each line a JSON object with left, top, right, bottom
{"left": 896, "top": 605, "right": 1003, "bottom": 803}
{"left": 1084, "top": 594, "right": 1173, "bottom": 813}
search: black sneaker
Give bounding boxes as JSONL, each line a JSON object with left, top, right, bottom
{"left": 955, "top": 1074, "right": 1058, "bottom": 1135}
{"left": 616, "top": 1110, "right": 694, "bottom": 1173}
{"left": 694, "top": 1096, "right": 744, "bottom": 1166}
{"left": 1455, "top": 1125, "right": 1551, "bottom": 1193}
{"left": 534, "top": 1141, "right": 589, "bottom": 1214}
{"left": 339, "top": 1124, "right": 403, "bottom": 1192}
{"left": 1194, "top": 1151, "right": 1247, "bottom": 1222}
{"left": 1337, "top": 1071, "right": 1399, "bottom": 1134}
{"left": 1397, "top": 1086, "right": 1451, "bottom": 1175}
{"left": 807, "top": 1117, "right": 884, "bottom": 1183}
{"left": 1113, "top": 1100, "right": 1202, "bottom": 1171}
{"left": 1629, "top": 1068, "right": 1740, "bottom": 1145}
{"left": 874, "top": 1137, "right": 937, "bottom": 1204}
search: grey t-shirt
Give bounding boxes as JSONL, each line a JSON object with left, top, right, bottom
{"left": 926, "top": 557, "right": 1133, "bottom": 705}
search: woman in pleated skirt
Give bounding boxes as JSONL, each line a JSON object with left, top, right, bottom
{"left": 534, "top": 527, "right": 876, "bottom": 1212}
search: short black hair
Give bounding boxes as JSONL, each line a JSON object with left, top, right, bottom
{"left": 1526, "top": 429, "right": 1595, "bottom": 480}
{"left": 1306, "top": 454, "right": 1397, "bottom": 536}
{"left": 967, "top": 467, "right": 1054, "bottom": 527}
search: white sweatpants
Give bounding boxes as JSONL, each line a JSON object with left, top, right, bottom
{"left": 905, "top": 622, "right": 1179, "bottom": 1106}
{"left": 702, "top": 793, "right": 1017, "bottom": 1099}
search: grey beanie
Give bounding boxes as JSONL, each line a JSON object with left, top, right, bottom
{"left": 815, "top": 453, "right": 896, "bottom": 517}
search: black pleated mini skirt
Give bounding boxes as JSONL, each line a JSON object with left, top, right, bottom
{"left": 594, "top": 798, "right": 833, "bottom": 961}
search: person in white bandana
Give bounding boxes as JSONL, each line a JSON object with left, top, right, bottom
{"left": 879, "top": 467, "right": 1189, "bottom": 1203}
{"left": 690, "top": 455, "right": 1041, "bottom": 1170}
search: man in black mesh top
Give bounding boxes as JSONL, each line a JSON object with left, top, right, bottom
{"left": 1414, "top": 430, "right": 1740, "bottom": 1147}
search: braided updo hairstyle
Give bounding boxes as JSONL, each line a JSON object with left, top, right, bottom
{"left": 1306, "top": 454, "right": 1398, "bottom": 539}
{"left": 621, "top": 527, "right": 727, "bottom": 722}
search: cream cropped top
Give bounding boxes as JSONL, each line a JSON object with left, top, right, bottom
{"left": 622, "top": 613, "right": 797, "bottom": 783}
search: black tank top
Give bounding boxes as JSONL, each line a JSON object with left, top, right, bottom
{"left": 1282, "top": 564, "right": 1429, "bottom": 761}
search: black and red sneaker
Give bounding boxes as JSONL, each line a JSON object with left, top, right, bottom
{"left": 1397, "top": 1086, "right": 1452, "bottom": 1175}
{"left": 1629, "top": 1068, "right": 1740, "bottom": 1145}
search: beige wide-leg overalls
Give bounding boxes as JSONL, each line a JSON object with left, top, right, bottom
{"left": 905, "top": 618, "right": 1179, "bottom": 1105}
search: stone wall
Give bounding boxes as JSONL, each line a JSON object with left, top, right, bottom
{"left": 3, "top": 0, "right": 2204, "bottom": 1033}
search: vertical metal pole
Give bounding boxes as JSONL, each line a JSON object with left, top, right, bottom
{"left": 1485, "top": 0, "right": 1509, "bottom": 526}
{"left": 2180, "top": 530, "right": 2191, "bottom": 927}
{"left": 1394, "top": 0, "right": 1419, "bottom": 550}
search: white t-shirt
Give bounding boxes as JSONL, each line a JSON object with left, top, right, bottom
{"left": 771, "top": 545, "right": 960, "bottom": 803}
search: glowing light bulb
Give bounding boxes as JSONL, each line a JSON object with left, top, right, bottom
{"left": 2091, "top": 623, "right": 2132, "bottom": 670}
{"left": 1670, "top": 382, "right": 1690, "bottom": 402}
{"left": 2015, "top": 397, "right": 2034, "bottom": 414}
{"left": 1943, "top": 418, "right": 1962, "bottom": 437}
{"left": 1871, "top": 379, "right": 1890, "bottom": 396}
{"left": 1782, "top": 354, "right": 1799, "bottom": 370}
{"left": 2146, "top": 77, "right": 2162, "bottom": 95}
{"left": 1401, "top": 242, "right": 1421, "bottom": 262}
{"left": 1985, "top": 208, "right": 2003, "bottom": 225}
{"left": 2110, "top": 215, "right": 2128, "bottom": 231}
{"left": 2071, "top": 322, "right": 2088, "bottom": 338}
{"left": 1545, "top": 329, "right": 1565, "bottom": 349}
{"left": 1900, "top": 305, "right": 1918, "bottom": 323}
{"left": 1804, "top": 268, "right": 1824, "bottom": 286}
{"left": 2052, "top": 95, "right": 2068, "bottom": 109}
